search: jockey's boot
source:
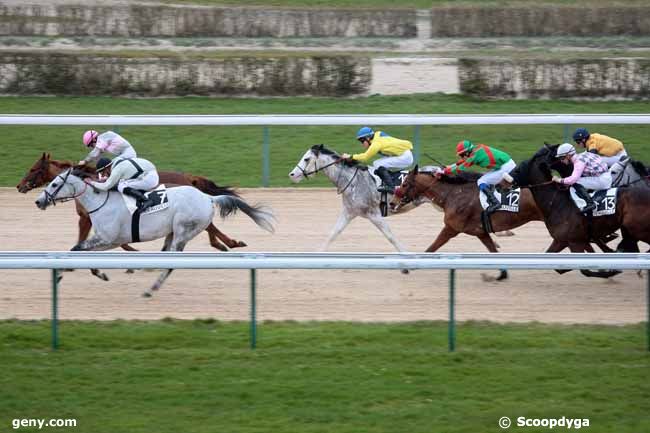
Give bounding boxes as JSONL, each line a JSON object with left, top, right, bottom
{"left": 480, "top": 184, "right": 500, "bottom": 213}
{"left": 573, "top": 184, "right": 596, "bottom": 214}
{"left": 123, "top": 187, "right": 154, "bottom": 211}
{"left": 374, "top": 166, "right": 394, "bottom": 193}
{"left": 485, "top": 190, "right": 501, "bottom": 213}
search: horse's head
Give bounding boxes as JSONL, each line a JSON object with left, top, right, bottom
{"left": 35, "top": 169, "right": 81, "bottom": 210}
{"left": 288, "top": 144, "right": 340, "bottom": 182}
{"left": 17, "top": 152, "right": 53, "bottom": 193}
{"left": 391, "top": 165, "right": 436, "bottom": 211}
{"left": 509, "top": 143, "right": 558, "bottom": 187}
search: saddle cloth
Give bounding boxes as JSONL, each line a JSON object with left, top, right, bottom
{"left": 569, "top": 187, "right": 617, "bottom": 217}
{"left": 122, "top": 184, "right": 170, "bottom": 216}
{"left": 479, "top": 187, "right": 521, "bottom": 213}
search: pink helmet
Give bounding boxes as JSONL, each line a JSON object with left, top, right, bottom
{"left": 82, "top": 130, "right": 99, "bottom": 147}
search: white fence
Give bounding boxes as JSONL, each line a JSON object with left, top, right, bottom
{"left": 1, "top": 114, "right": 650, "bottom": 126}
{"left": 3, "top": 113, "right": 650, "bottom": 186}
{"left": 1, "top": 252, "right": 648, "bottom": 352}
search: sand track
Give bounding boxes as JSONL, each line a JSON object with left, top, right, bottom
{"left": 0, "top": 188, "right": 644, "bottom": 324}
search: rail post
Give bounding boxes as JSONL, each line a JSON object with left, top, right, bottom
{"left": 449, "top": 269, "right": 456, "bottom": 352}
{"left": 647, "top": 270, "right": 649, "bottom": 352}
{"left": 563, "top": 124, "right": 570, "bottom": 143}
{"left": 250, "top": 269, "right": 257, "bottom": 349}
{"left": 51, "top": 269, "right": 59, "bottom": 350}
{"left": 262, "top": 127, "right": 270, "bottom": 187}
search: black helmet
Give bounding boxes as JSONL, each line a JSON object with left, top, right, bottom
{"left": 572, "top": 128, "right": 590, "bottom": 142}
{"left": 96, "top": 157, "right": 113, "bottom": 173}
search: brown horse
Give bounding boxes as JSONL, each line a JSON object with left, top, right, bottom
{"left": 391, "top": 165, "right": 545, "bottom": 280}
{"left": 17, "top": 153, "right": 247, "bottom": 252}
{"left": 508, "top": 144, "right": 650, "bottom": 277}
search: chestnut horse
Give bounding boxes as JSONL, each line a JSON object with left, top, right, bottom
{"left": 391, "top": 166, "right": 545, "bottom": 281}
{"left": 18, "top": 153, "right": 247, "bottom": 252}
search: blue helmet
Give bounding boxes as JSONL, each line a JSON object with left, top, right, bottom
{"left": 356, "top": 126, "right": 374, "bottom": 141}
{"left": 572, "top": 128, "right": 590, "bottom": 142}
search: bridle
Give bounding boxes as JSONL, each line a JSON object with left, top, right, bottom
{"left": 296, "top": 153, "right": 341, "bottom": 179}
{"left": 43, "top": 170, "right": 88, "bottom": 206}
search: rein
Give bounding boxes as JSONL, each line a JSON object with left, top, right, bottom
{"left": 336, "top": 166, "right": 359, "bottom": 195}
{"left": 298, "top": 157, "right": 341, "bottom": 178}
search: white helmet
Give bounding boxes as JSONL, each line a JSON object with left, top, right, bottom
{"left": 556, "top": 143, "right": 576, "bottom": 158}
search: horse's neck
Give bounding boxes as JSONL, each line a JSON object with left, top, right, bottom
{"left": 322, "top": 160, "right": 359, "bottom": 190}
{"left": 421, "top": 179, "right": 462, "bottom": 208}
{"left": 72, "top": 177, "right": 109, "bottom": 212}
{"left": 48, "top": 161, "right": 73, "bottom": 181}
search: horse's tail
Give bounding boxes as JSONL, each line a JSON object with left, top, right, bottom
{"left": 192, "top": 176, "right": 240, "bottom": 198}
{"left": 209, "top": 195, "right": 275, "bottom": 233}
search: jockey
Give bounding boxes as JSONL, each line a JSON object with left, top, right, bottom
{"left": 341, "top": 127, "right": 414, "bottom": 193}
{"left": 553, "top": 142, "right": 612, "bottom": 214}
{"left": 573, "top": 127, "right": 627, "bottom": 168}
{"left": 441, "top": 140, "right": 516, "bottom": 213}
{"left": 79, "top": 130, "right": 137, "bottom": 165}
{"left": 90, "top": 157, "right": 159, "bottom": 211}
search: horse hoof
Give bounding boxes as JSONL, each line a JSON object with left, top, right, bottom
{"left": 56, "top": 276, "right": 63, "bottom": 284}
{"left": 400, "top": 268, "right": 410, "bottom": 275}
{"left": 480, "top": 273, "right": 496, "bottom": 282}
{"left": 125, "top": 269, "right": 135, "bottom": 274}
{"left": 142, "top": 292, "right": 152, "bottom": 298}
{"left": 235, "top": 241, "right": 248, "bottom": 248}
{"left": 496, "top": 272, "right": 508, "bottom": 281}
{"left": 100, "top": 273, "right": 109, "bottom": 281}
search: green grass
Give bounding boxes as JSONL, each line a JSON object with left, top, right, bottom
{"left": 0, "top": 320, "right": 648, "bottom": 433}
{"left": 1, "top": 94, "right": 649, "bottom": 188}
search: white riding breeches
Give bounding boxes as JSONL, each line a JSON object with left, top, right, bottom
{"left": 117, "top": 171, "right": 159, "bottom": 193}
{"left": 599, "top": 150, "right": 628, "bottom": 168}
{"left": 371, "top": 150, "right": 414, "bottom": 172}
{"left": 477, "top": 159, "right": 516, "bottom": 186}
{"left": 116, "top": 146, "right": 137, "bottom": 160}
{"left": 577, "top": 172, "right": 612, "bottom": 190}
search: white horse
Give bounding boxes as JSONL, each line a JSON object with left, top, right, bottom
{"left": 609, "top": 157, "right": 649, "bottom": 187}
{"left": 35, "top": 169, "right": 275, "bottom": 296}
{"left": 289, "top": 144, "right": 420, "bottom": 253}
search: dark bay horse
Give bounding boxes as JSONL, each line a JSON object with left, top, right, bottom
{"left": 508, "top": 144, "right": 650, "bottom": 277}
{"left": 391, "top": 165, "right": 545, "bottom": 281}
{"left": 18, "top": 153, "right": 247, "bottom": 253}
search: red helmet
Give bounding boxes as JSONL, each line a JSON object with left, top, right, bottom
{"left": 456, "top": 140, "right": 475, "bottom": 156}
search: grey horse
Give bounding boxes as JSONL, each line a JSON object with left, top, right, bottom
{"left": 289, "top": 144, "right": 419, "bottom": 253}
{"left": 609, "top": 157, "right": 649, "bottom": 187}
{"left": 35, "top": 169, "right": 275, "bottom": 296}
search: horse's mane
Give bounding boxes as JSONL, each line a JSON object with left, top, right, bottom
{"left": 629, "top": 158, "right": 648, "bottom": 177}
{"left": 311, "top": 144, "right": 367, "bottom": 170}
{"left": 437, "top": 171, "right": 481, "bottom": 184}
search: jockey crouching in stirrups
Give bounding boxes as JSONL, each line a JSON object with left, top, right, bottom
{"left": 441, "top": 140, "right": 516, "bottom": 213}
{"left": 91, "top": 157, "right": 160, "bottom": 211}
{"left": 341, "top": 127, "right": 414, "bottom": 193}
{"left": 553, "top": 143, "right": 612, "bottom": 215}
{"left": 79, "top": 130, "right": 137, "bottom": 165}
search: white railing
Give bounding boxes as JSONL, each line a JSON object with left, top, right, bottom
{"left": 2, "top": 252, "right": 649, "bottom": 352}
{"left": 3, "top": 114, "right": 649, "bottom": 186}
{"left": 1, "top": 114, "right": 650, "bottom": 126}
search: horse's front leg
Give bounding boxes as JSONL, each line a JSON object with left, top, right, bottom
{"left": 71, "top": 236, "right": 119, "bottom": 282}
{"left": 425, "top": 225, "right": 459, "bottom": 253}
{"left": 320, "top": 210, "right": 353, "bottom": 251}
{"left": 476, "top": 232, "right": 508, "bottom": 282}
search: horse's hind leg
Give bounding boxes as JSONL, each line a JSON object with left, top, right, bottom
{"left": 367, "top": 212, "right": 407, "bottom": 252}
{"left": 143, "top": 226, "right": 198, "bottom": 297}
{"left": 477, "top": 233, "right": 508, "bottom": 282}
{"left": 208, "top": 223, "right": 247, "bottom": 250}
